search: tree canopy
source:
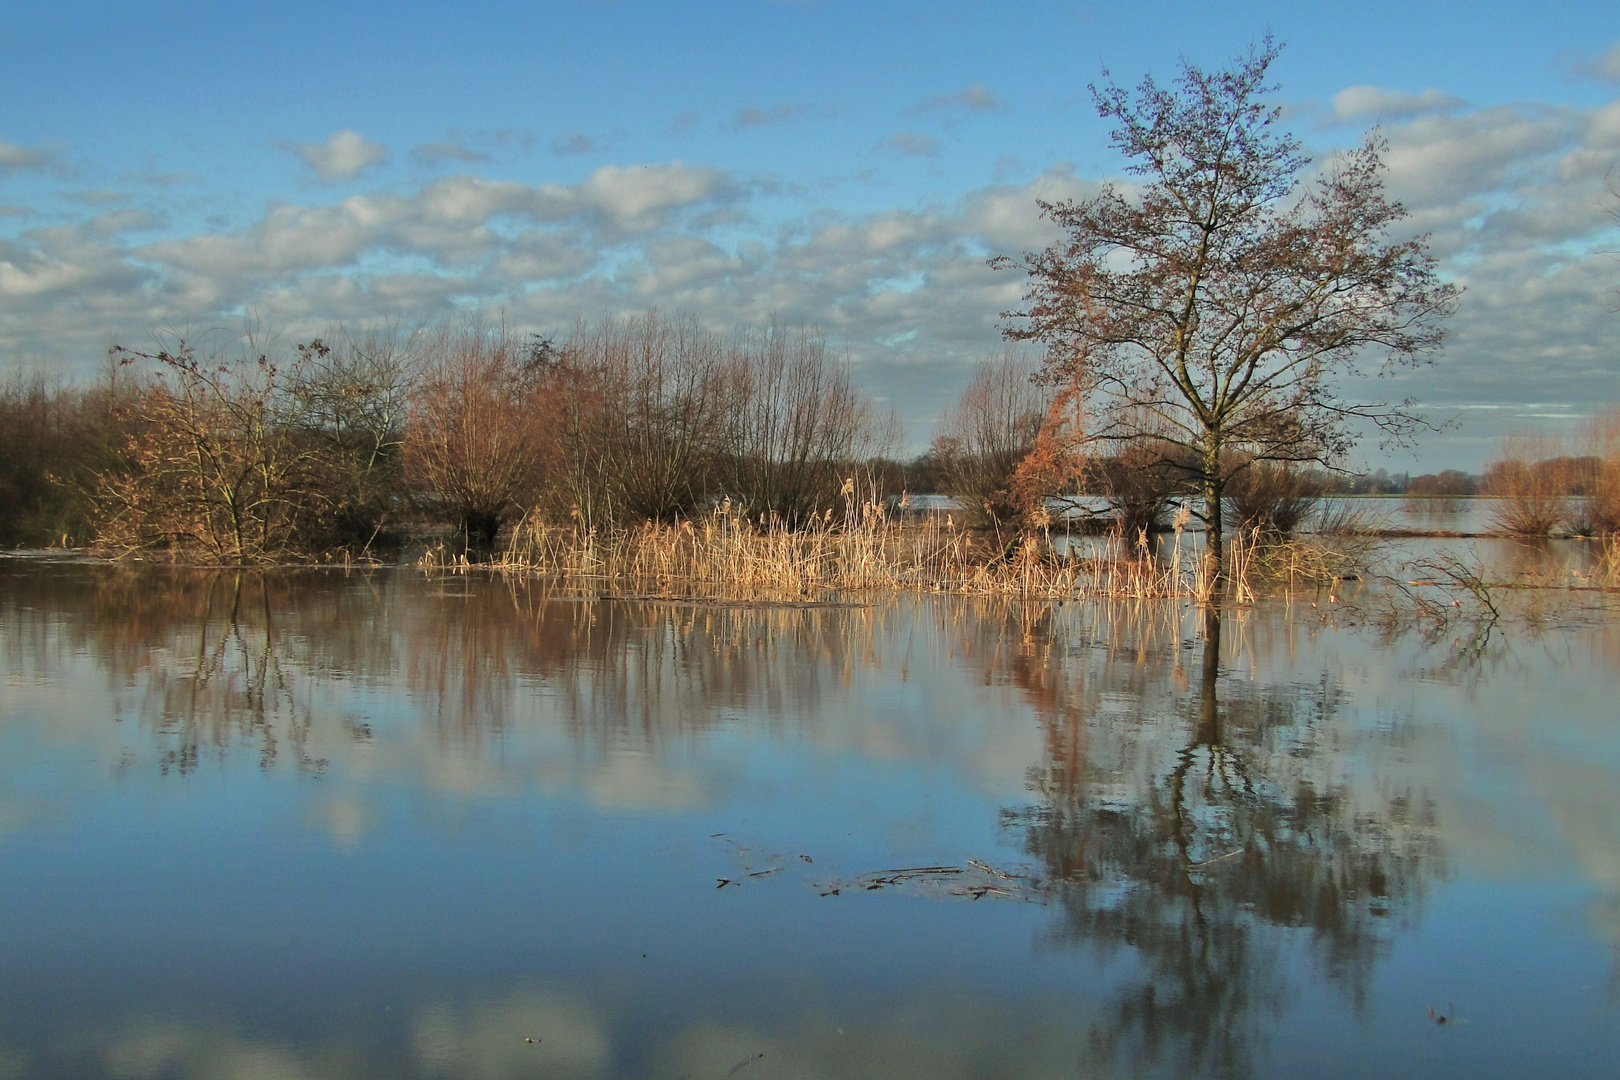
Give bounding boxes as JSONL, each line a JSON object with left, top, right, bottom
{"left": 996, "top": 39, "right": 1459, "bottom": 574}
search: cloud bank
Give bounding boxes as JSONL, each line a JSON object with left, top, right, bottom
{"left": 2, "top": 88, "right": 1619, "bottom": 466}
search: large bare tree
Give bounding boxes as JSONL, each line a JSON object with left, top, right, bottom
{"left": 995, "top": 40, "right": 1458, "bottom": 579}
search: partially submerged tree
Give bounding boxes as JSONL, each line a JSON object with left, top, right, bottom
{"left": 98, "top": 337, "right": 334, "bottom": 563}
{"left": 724, "top": 322, "right": 871, "bottom": 524}
{"left": 404, "top": 323, "right": 545, "bottom": 550}
{"left": 996, "top": 39, "right": 1458, "bottom": 581}
{"left": 289, "top": 328, "right": 418, "bottom": 550}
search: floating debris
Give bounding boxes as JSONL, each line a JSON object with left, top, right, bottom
{"left": 1428, "top": 1003, "right": 1463, "bottom": 1026}
{"left": 815, "top": 861, "right": 1041, "bottom": 901}
{"left": 727, "top": 1051, "right": 766, "bottom": 1076}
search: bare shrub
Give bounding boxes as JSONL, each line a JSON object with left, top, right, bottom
{"left": 404, "top": 323, "right": 545, "bottom": 550}
{"left": 551, "top": 312, "right": 743, "bottom": 525}
{"left": 723, "top": 322, "right": 872, "bottom": 524}
{"left": 1483, "top": 432, "right": 1569, "bottom": 536}
{"left": 97, "top": 337, "right": 335, "bottom": 562}
{"left": 0, "top": 365, "right": 132, "bottom": 546}
{"left": 1085, "top": 440, "right": 1188, "bottom": 536}
{"left": 1575, "top": 407, "right": 1620, "bottom": 535}
{"left": 1225, "top": 460, "right": 1324, "bottom": 537}
{"left": 288, "top": 328, "right": 418, "bottom": 551}
{"left": 930, "top": 347, "right": 1049, "bottom": 526}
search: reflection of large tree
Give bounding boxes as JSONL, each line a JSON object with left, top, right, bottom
{"left": 1010, "top": 610, "right": 1443, "bottom": 1080}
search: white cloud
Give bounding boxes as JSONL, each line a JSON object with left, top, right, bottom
{"left": 291, "top": 129, "right": 388, "bottom": 181}
{"left": 912, "top": 82, "right": 999, "bottom": 115}
{"left": 1330, "top": 85, "right": 1466, "bottom": 124}
{"left": 880, "top": 132, "right": 940, "bottom": 158}
{"left": 0, "top": 139, "right": 62, "bottom": 174}
{"left": 1573, "top": 41, "right": 1620, "bottom": 83}
{"left": 412, "top": 140, "right": 490, "bottom": 166}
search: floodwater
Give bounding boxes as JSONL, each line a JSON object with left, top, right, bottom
{"left": 0, "top": 555, "right": 1617, "bottom": 1079}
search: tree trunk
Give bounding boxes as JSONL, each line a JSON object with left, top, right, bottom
{"left": 462, "top": 509, "right": 503, "bottom": 553}
{"left": 1202, "top": 454, "right": 1225, "bottom": 593}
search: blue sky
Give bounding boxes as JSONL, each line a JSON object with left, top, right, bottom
{"left": 4, "top": 0, "right": 1620, "bottom": 468}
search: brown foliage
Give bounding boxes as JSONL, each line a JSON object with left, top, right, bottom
{"left": 531, "top": 312, "right": 888, "bottom": 530}
{"left": 96, "top": 341, "right": 337, "bottom": 562}
{"left": 0, "top": 367, "right": 132, "bottom": 546}
{"left": 1008, "top": 384, "right": 1089, "bottom": 525}
{"left": 1483, "top": 432, "right": 1573, "bottom": 536}
{"left": 1406, "top": 470, "right": 1478, "bottom": 497}
{"left": 1576, "top": 408, "right": 1620, "bottom": 536}
{"left": 404, "top": 323, "right": 546, "bottom": 549}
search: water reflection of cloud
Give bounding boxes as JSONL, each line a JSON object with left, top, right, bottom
{"left": 656, "top": 997, "right": 1099, "bottom": 1080}
{"left": 302, "top": 794, "right": 379, "bottom": 850}
{"left": 413, "top": 991, "right": 611, "bottom": 1079}
{"left": 102, "top": 1019, "right": 328, "bottom": 1079}
{"left": 583, "top": 750, "right": 708, "bottom": 812}
{"left": 5, "top": 564, "right": 1620, "bottom": 956}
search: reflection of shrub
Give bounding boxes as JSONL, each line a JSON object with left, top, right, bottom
{"left": 1403, "top": 494, "right": 1465, "bottom": 515}
{"left": 1225, "top": 461, "right": 1323, "bottom": 538}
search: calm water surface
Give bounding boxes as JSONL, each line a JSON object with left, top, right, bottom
{"left": 0, "top": 556, "right": 1617, "bottom": 1079}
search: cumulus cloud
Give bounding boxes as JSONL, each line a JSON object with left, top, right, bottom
{"left": 1571, "top": 41, "right": 1620, "bottom": 83}
{"left": 730, "top": 102, "right": 823, "bottom": 128}
{"left": 412, "top": 140, "right": 490, "bottom": 166}
{"left": 552, "top": 131, "right": 595, "bottom": 155}
{"left": 910, "top": 82, "right": 999, "bottom": 115}
{"left": 8, "top": 90, "right": 1620, "bottom": 467}
{"left": 0, "top": 139, "right": 63, "bottom": 175}
{"left": 291, "top": 129, "right": 388, "bottom": 181}
{"left": 879, "top": 132, "right": 940, "bottom": 158}
{"left": 1329, "top": 85, "right": 1466, "bottom": 124}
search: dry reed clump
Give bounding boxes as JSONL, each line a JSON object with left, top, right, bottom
{"left": 442, "top": 486, "right": 1213, "bottom": 602}
{"left": 1235, "top": 528, "right": 1386, "bottom": 591}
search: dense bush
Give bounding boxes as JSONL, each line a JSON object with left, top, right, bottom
{"left": 1225, "top": 460, "right": 1324, "bottom": 538}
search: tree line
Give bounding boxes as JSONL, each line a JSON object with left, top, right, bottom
{"left": 0, "top": 313, "right": 913, "bottom": 561}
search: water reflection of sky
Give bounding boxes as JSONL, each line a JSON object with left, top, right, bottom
{"left": 0, "top": 559, "right": 1616, "bottom": 1078}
